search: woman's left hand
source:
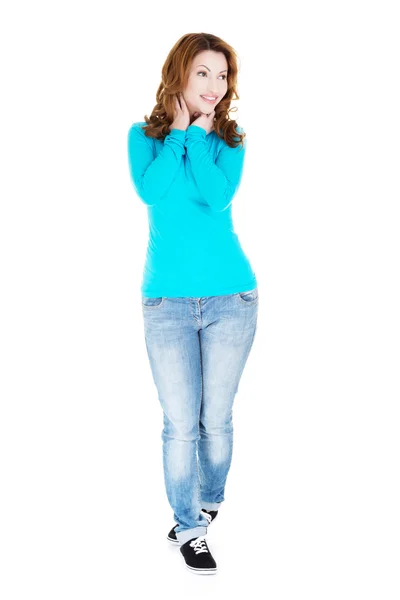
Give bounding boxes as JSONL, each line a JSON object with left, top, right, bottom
{"left": 190, "top": 110, "right": 215, "bottom": 135}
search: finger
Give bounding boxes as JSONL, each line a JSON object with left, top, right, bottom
{"left": 180, "top": 96, "right": 189, "bottom": 112}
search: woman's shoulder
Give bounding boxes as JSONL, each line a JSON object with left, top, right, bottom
{"left": 128, "top": 121, "right": 147, "bottom": 135}
{"left": 127, "top": 122, "right": 156, "bottom": 151}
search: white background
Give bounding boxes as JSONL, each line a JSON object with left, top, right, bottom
{"left": 1, "top": 1, "right": 399, "bottom": 598}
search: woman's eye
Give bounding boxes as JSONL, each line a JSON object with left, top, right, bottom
{"left": 198, "top": 71, "right": 226, "bottom": 80}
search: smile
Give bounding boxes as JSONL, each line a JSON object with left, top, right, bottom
{"left": 200, "top": 95, "right": 218, "bottom": 104}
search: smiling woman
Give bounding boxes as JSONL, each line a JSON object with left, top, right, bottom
{"left": 126, "top": 32, "right": 258, "bottom": 577}
{"left": 181, "top": 51, "right": 228, "bottom": 119}
{"left": 138, "top": 32, "right": 246, "bottom": 149}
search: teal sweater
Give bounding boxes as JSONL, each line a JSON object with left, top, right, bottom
{"left": 127, "top": 122, "right": 257, "bottom": 297}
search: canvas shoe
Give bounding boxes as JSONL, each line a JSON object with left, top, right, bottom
{"left": 167, "top": 509, "right": 218, "bottom": 545}
{"left": 179, "top": 535, "right": 217, "bottom": 574}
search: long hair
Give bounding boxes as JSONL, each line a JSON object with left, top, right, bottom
{"left": 141, "top": 33, "right": 246, "bottom": 149}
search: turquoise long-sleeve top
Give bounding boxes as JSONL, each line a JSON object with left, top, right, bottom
{"left": 127, "top": 121, "right": 257, "bottom": 298}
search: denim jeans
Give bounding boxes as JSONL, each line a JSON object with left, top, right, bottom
{"left": 141, "top": 288, "right": 259, "bottom": 545}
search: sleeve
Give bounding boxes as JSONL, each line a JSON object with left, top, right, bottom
{"left": 127, "top": 123, "right": 186, "bottom": 206}
{"left": 184, "top": 124, "right": 247, "bottom": 212}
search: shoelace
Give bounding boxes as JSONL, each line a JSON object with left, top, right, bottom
{"left": 190, "top": 536, "right": 209, "bottom": 554}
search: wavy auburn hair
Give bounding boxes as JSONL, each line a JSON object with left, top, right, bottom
{"left": 141, "top": 32, "right": 246, "bottom": 150}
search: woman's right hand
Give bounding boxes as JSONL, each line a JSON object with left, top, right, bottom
{"left": 169, "top": 93, "right": 192, "bottom": 132}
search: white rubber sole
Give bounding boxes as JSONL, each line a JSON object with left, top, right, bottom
{"left": 167, "top": 535, "right": 180, "bottom": 545}
{"left": 185, "top": 565, "right": 217, "bottom": 574}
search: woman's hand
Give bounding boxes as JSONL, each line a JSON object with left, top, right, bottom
{"left": 190, "top": 110, "right": 216, "bottom": 135}
{"left": 168, "top": 93, "right": 191, "bottom": 132}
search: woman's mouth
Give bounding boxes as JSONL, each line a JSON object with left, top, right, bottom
{"left": 200, "top": 95, "right": 218, "bottom": 104}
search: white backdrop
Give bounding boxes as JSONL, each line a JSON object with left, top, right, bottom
{"left": 1, "top": 1, "right": 399, "bottom": 598}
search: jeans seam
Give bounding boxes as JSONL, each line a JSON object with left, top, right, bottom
{"left": 196, "top": 332, "right": 204, "bottom": 510}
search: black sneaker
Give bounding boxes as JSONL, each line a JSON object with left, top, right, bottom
{"left": 167, "top": 509, "right": 219, "bottom": 545}
{"left": 180, "top": 535, "right": 217, "bottom": 574}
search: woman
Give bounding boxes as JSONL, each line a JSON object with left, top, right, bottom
{"left": 127, "top": 32, "right": 258, "bottom": 575}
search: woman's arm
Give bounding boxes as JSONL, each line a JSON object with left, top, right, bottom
{"left": 127, "top": 124, "right": 186, "bottom": 206}
{"left": 184, "top": 125, "right": 247, "bottom": 212}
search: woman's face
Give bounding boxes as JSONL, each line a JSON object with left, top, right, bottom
{"left": 181, "top": 50, "right": 229, "bottom": 122}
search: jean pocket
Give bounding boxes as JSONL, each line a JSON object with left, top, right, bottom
{"left": 237, "top": 287, "right": 258, "bottom": 305}
{"left": 141, "top": 296, "right": 164, "bottom": 309}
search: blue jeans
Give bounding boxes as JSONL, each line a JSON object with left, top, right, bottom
{"left": 141, "top": 288, "right": 259, "bottom": 545}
